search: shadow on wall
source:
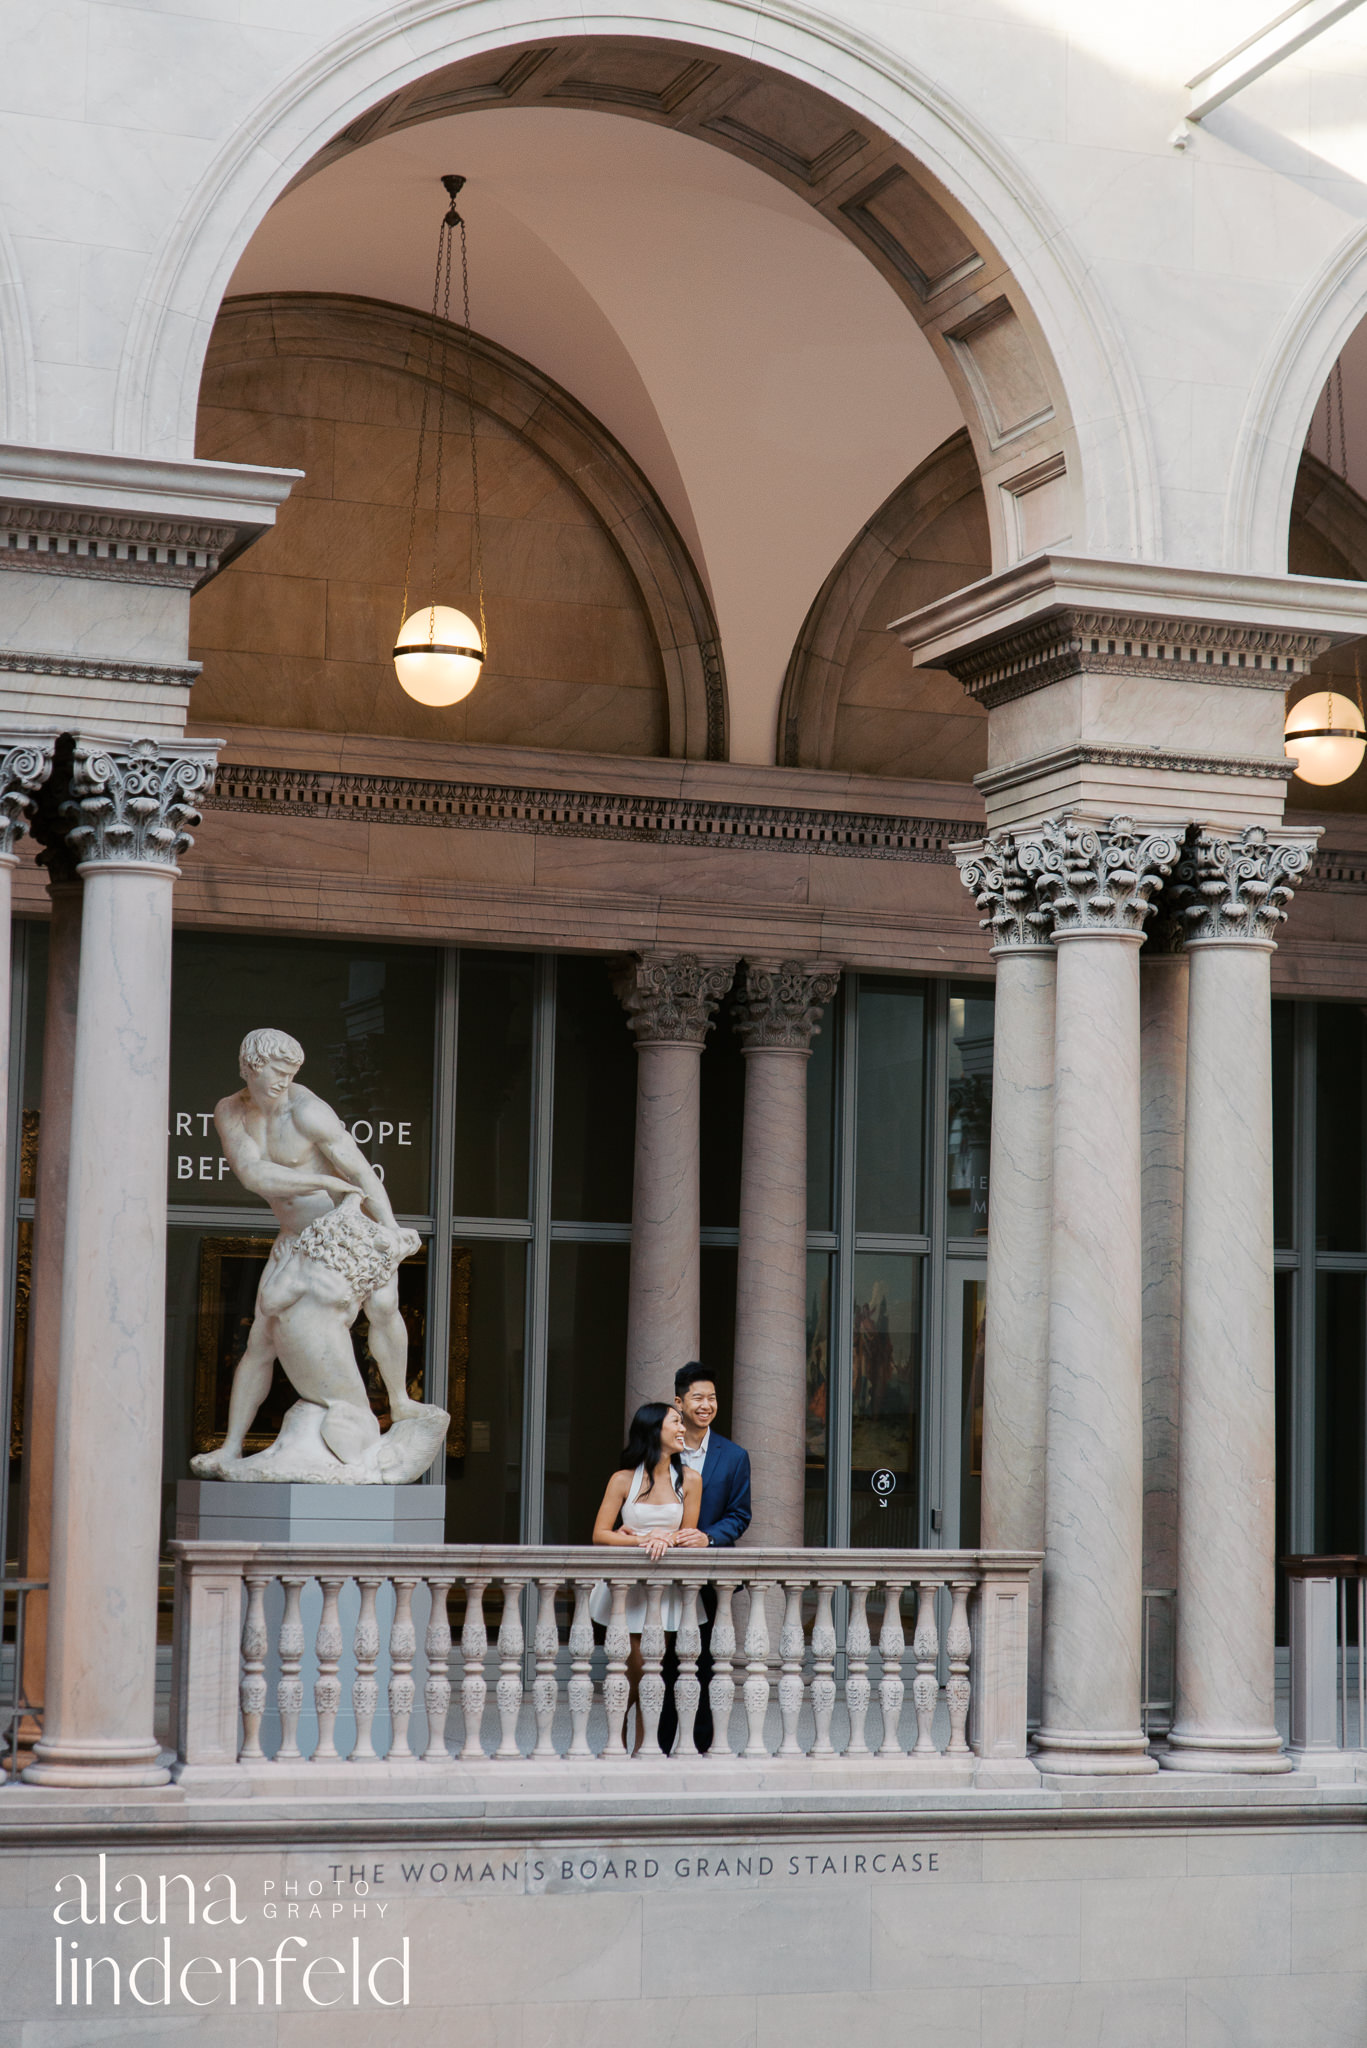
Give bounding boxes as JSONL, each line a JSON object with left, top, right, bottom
{"left": 190, "top": 293, "right": 725, "bottom": 760}
{"left": 778, "top": 428, "right": 990, "bottom": 783}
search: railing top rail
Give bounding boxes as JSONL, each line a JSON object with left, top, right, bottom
{"left": 170, "top": 1541, "right": 1043, "bottom": 1577}
{"left": 1282, "top": 1554, "right": 1367, "bottom": 1577}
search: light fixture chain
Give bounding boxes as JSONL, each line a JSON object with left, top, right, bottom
{"left": 426, "top": 217, "right": 456, "bottom": 644}
{"left": 400, "top": 213, "right": 450, "bottom": 645}
{"left": 461, "top": 215, "right": 487, "bottom": 661}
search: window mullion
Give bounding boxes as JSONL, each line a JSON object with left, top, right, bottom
{"left": 422, "top": 949, "right": 460, "bottom": 1472}
{"left": 519, "top": 954, "right": 556, "bottom": 1543}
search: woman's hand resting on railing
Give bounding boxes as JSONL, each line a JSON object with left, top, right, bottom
{"left": 635, "top": 1528, "right": 675, "bottom": 1563}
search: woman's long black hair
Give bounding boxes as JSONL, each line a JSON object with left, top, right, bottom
{"left": 620, "top": 1401, "right": 684, "bottom": 1499}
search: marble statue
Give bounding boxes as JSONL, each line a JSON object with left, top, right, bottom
{"left": 190, "top": 1029, "right": 448, "bottom": 1484}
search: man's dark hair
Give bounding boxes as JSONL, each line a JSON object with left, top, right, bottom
{"left": 675, "top": 1361, "right": 716, "bottom": 1398}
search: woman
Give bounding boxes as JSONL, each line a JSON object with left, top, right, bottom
{"left": 591, "top": 1402, "right": 701, "bottom": 1750}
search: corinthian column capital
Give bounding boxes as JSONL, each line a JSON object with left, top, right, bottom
{"left": 1016, "top": 814, "right": 1183, "bottom": 939}
{"left": 0, "top": 734, "right": 58, "bottom": 863}
{"left": 614, "top": 951, "right": 735, "bottom": 1045}
{"left": 1170, "top": 824, "right": 1318, "bottom": 947}
{"left": 956, "top": 834, "right": 1054, "bottom": 953}
{"left": 733, "top": 958, "right": 841, "bottom": 1051}
{"left": 58, "top": 736, "right": 220, "bottom": 872}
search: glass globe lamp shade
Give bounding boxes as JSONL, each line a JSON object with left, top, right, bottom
{"left": 1284, "top": 690, "right": 1367, "bottom": 786}
{"left": 393, "top": 605, "right": 484, "bottom": 706}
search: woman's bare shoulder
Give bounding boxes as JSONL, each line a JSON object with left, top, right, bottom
{"left": 682, "top": 1466, "right": 702, "bottom": 1490}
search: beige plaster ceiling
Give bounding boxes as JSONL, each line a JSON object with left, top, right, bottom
{"left": 226, "top": 102, "right": 964, "bottom": 764}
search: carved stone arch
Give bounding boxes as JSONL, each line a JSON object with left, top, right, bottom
{"left": 196, "top": 291, "right": 726, "bottom": 758}
{"left": 778, "top": 428, "right": 989, "bottom": 776}
{"left": 1291, "top": 450, "right": 1367, "bottom": 580}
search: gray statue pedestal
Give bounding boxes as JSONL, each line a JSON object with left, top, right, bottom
{"left": 176, "top": 1481, "right": 447, "bottom": 1762}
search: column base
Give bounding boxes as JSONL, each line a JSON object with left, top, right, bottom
{"left": 23, "top": 1737, "right": 170, "bottom": 1789}
{"left": 1162, "top": 1729, "right": 1293, "bottom": 1775}
{"left": 1033, "top": 1729, "right": 1158, "bottom": 1775}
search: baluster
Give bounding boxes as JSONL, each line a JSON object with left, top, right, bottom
{"left": 460, "top": 1579, "right": 489, "bottom": 1760}
{"left": 423, "top": 1577, "right": 453, "bottom": 1761}
{"left": 601, "top": 1581, "right": 632, "bottom": 1758}
{"left": 388, "top": 1576, "right": 418, "bottom": 1761}
{"left": 532, "top": 1578, "right": 561, "bottom": 1759}
{"left": 567, "top": 1581, "right": 595, "bottom": 1759}
{"left": 495, "top": 1579, "right": 525, "bottom": 1759}
{"left": 313, "top": 1577, "right": 345, "bottom": 1763}
{"left": 276, "top": 1577, "right": 306, "bottom": 1763}
{"left": 351, "top": 1576, "right": 382, "bottom": 1762}
{"left": 809, "top": 1581, "right": 838, "bottom": 1757}
{"left": 710, "top": 1581, "right": 739, "bottom": 1757}
{"left": 742, "top": 1580, "right": 771, "bottom": 1757}
{"left": 239, "top": 1574, "right": 269, "bottom": 1762}
{"left": 911, "top": 1578, "right": 942, "bottom": 1756}
{"left": 674, "top": 1585, "right": 702, "bottom": 1757}
{"left": 877, "top": 1582, "right": 909, "bottom": 1758}
{"left": 844, "top": 1581, "right": 872, "bottom": 1757}
{"left": 777, "top": 1581, "right": 807, "bottom": 1757}
{"left": 637, "top": 1583, "right": 667, "bottom": 1757}
{"left": 945, "top": 1580, "right": 974, "bottom": 1755}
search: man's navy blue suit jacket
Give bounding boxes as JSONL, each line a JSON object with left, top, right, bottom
{"left": 696, "top": 1431, "right": 751, "bottom": 1547}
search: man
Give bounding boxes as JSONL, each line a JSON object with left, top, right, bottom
{"left": 191, "top": 1028, "right": 436, "bottom": 1479}
{"left": 658, "top": 1363, "right": 751, "bottom": 1755}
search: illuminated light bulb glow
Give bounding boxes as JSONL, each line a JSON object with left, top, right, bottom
{"left": 393, "top": 605, "right": 484, "bottom": 706}
{"left": 1284, "top": 690, "right": 1366, "bottom": 787}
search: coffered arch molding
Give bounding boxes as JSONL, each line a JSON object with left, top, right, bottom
{"left": 204, "top": 291, "right": 726, "bottom": 759}
{"left": 112, "top": 1, "right": 1158, "bottom": 566}
{"left": 778, "top": 428, "right": 986, "bottom": 770}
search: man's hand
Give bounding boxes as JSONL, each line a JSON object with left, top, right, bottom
{"left": 673, "top": 1528, "right": 709, "bottom": 1548}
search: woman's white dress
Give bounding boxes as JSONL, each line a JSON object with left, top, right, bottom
{"left": 589, "top": 1465, "right": 685, "bottom": 1631}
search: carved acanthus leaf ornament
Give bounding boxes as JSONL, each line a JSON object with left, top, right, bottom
{"left": 956, "top": 834, "right": 1053, "bottom": 952}
{"left": 61, "top": 738, "right": 219, "bottom": 870}
{"left": 1170, "top": 825, "right": 1316, "bottom": 945}
{"left": 733, "top": 959, "right": 841, "bottom": 1050}
{"left": 0, "top": 736, "right": 56, "bottom": 861}
{"left": 1015, "top": 815, "right": 1182, "bottom": 937}
{"left": 615, "top": 952, "right": 735, "bottom": 1045}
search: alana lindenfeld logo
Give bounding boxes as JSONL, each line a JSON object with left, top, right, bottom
{"left": 50, "top": 1855, "right": 410, "bottom": 2011}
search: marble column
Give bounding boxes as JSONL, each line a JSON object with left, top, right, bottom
{"left": 957, "top": 836, "right": 1055, "bottom": 1719}
{"left": 1139, "top": 927, "right": 1188, "bottom": 1734}
{"left": 1163, "top": 826, "right": 1314, "bottom": 1774}
{"left": 25, "top": 738, "right": 218, "bottom": 1788}
{"left": 731, "top": 959, "right": 840, "bottom": 1546}
{"left": 615, "top": 953, "right": 734, "bottom": 1423}
{"left": 1023, "top": 815, "right": 1180, "bottom": 1776}
{"left": 14, "top": 806, "right": 83, "bottom": 1736}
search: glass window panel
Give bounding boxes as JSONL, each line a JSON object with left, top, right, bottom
{"left": 699, "top": 1245, "right": 737, "bottom": 1437}
{"left": 551, "top": 957, "right": 636, "bottom": 1225}
{"left": 452, "top": 950, "right": 533, "bottom": 1220}
{"left": 947, "top": 983, "right": 993, "bottom": 1240}
{"left": 19, "top": 919, "right": 46, "bottom": 1125}
{"left": 854, "top": 978, "right": 925, "bottom": 1235}
{"left": 1272, "top": 1000, "right": 1295, "bottom": 1251}
{"left": 162, "top": 1226, "right": 431, "bottom": 1494}
{"left": 805, "top": 1252, "right": 831, "bottom": 1545}
{"left": 168, "top": 933, "right": 436, "bottom": 1213}
{"left": 849, "top": 1251, "right": 922, "bottom": 1547}
{"left": 1275, "top": 1269, "right": 1292, "bottom": 1646}
{"left": 446, "top": 1240, "right": 525, "bottom": 1543}
{"left": 700, "top": 990, "right": 744, "bottom": 1230}
{"left": 7, "top": 1218, "right": 31, "bottom": 1571}
{"left": 1315, "top": 1002, "right": 1367, "bottom": 1253}
{"left": 544, "top": 1240, "right": 629, "bottom": 1543}
{"left": 806, "top": 996, "right": 836, "bottom": 1234}
{"left": 1314, "top": 1271, "right": 1365, "bottom": 1555}
{"left": 959, "top": 1276, "right": 986, "bottom": 1548}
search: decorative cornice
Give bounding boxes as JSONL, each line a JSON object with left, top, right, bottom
{"left": 0, "top": 649, "right": 202, "bottom": 690}
{"left": 733, "top": 959, "right": 841, "bottom": 1050}
{"left": 0, "top": 504, "right": 236, "bottom": 590}
{"left": 1169, "top": 825, "right": 1318, "bottom": 946}
{"left": 975, "top": 740, "right": 1297, "bottom": 798}
{"left": 205, "top": 764, "right": 982, "bottom": 865}
{"left": 60, "top": 737, "right": 220, "bottom": 871}
{"left": 614, "top": 952, "right": 735, "bottom": 1046}
{"left": 1016, "top": 814, "right": 1183, "bottom": 938}
{"left": 0, "top": 735, "right": 56, "bottom": 862}
{"left": 944, "top": 611, "right": 1326, "bottom": 711}
{"left": 955, "top": 833, "right": 1054, "bottom": 952}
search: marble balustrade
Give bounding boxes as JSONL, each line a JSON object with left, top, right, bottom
{"left": 172, "top": 1542, "right": 1038, "bottom": 1778}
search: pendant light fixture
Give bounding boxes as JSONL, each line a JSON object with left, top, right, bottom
{"left": 1285, "top": 355, "right": 1364, "bottom": 785}
{"left": 394, "top": 174, "right": 487, "bottom": 707}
